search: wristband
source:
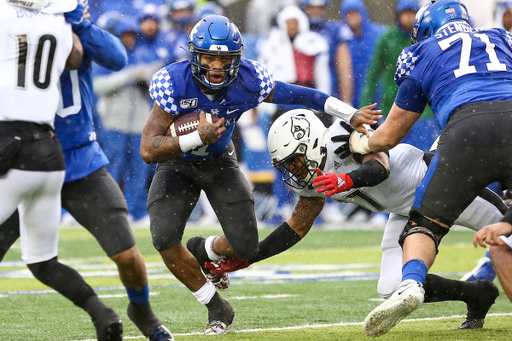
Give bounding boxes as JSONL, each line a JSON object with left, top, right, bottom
{"left": 324, "top": 97, "right": 358, "bottom": 122}
{"left": 179, "top": 130, "right": 203, "bottom": 153}
{"left": 349, "top": 132, "right": 372, "bottom": 154}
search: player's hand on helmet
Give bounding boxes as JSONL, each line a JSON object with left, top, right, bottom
{"left": 349, "top": 103, "right": 381, "bottom": 137}
{"left": 473, "top": 222, "right": 512, "bottom": 248}
{"left": 198, "top": 111, "right": 226, "bottom": 145}
{"left": 331, "top": 121, "right": 355, "bottom": 159}
{"left": 204, "top": 257, "right": 250, "bottom": 274}
{"left": 313, "top": 169, "right": 353, "bottom": 196}
{"left": 65, "top": 2, "right": 86, "bottom": 31}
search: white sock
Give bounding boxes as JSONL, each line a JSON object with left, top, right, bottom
{"left": 192, "top": 280, "right": 216, "bottom": 305}
{"left": 205, "top": 236, "right": 224, "bottom": 261}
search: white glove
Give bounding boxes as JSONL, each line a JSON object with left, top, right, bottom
{"left": 349, "top": 131, "right": 372, "bottom": 154}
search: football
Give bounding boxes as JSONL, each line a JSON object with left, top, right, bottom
{"left": 167, "top": 112, "right": 220, "bottom": 137}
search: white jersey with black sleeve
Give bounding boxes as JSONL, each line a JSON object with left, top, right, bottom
{"left": 294, "top": 119, "right": 427, "bottom": 216}
{"left": 0, "top": 4, "right": 73, "bottom": 125}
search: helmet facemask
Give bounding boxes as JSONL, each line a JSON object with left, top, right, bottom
{"left": 274, "top": 144, "right": 320, "bottom": 189}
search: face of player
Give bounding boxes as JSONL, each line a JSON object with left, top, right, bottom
{"left": 282, "top": 154, "right": 309, "bottom": 180}
{"left": 199, "top": 54, "right": 232, "bottom": 86}
{"left": 399, "top": 10, "right": 416, "bottom": 33}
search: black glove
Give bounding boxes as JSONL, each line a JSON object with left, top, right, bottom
{"left": 331, "top": 120, "right": 354, "bottom": 159}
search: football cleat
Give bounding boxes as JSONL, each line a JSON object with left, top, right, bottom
{"left": 186, "top": 236, "right": 231, "bottom": 291}
{"left": 460, "top": 254, "right": 496, "bottom": 282}
{"left": 148, "top": 325, "right": 175, "bottom": 341}
{"left": 458, "top": 280, "right": 499, "bottom": 330}
{"left": 204, "top": 257, "right": 250, "bottom": 274}
{"left": 363, "top": 280, "right": 424, "bottom": 338}
{"left": 94, "top": 307, "right": 123, "bottom": 341}
{"left": 206, "top": 295, "right": 235, "bottom": 335}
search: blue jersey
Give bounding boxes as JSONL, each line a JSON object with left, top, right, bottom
{"left": 150, "top": 59, "right": 275, "bottom": 162}
{"left": 394, "top": 22, "right": 512, "bottom": 128}
{"left": 56, "top": 22, "right": 127, "bottom": 182}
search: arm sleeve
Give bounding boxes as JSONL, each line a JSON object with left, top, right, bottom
{"left": 73, "top": 20, "right": 127, "bottom": 71}
{"left": 348, "top": 158, "right": 389, "bottom": 188}
{"left": 272, "top": 81, "right": 329, "bottom": 111}
{"left": 394, "top": 78, "right": 428, "bottom": 114}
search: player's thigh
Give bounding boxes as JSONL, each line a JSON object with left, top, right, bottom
{"left": 17, "top": 170, "right": 65, "bottom": 264}
{"left": 202, "top": 155, "right": 259, "bottom": 259}
{"left": 61, "top": 167, "right": 135, "bottom": 257}
{"left": 413, "top": 120, "right": 498, "bottom": 225}
{"left": 147, "top": 161, "right": 201, "bottom": 252}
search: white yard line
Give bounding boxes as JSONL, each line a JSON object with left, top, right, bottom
{"left": 70, "top": 312, "right": 512, "bottom": 341}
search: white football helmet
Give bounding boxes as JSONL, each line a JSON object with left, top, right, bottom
{"left": 6, "top": 0, "right": 49, "bottom": 10}
{"left": 268, "top": 109, "right": 328, "bottom": 189}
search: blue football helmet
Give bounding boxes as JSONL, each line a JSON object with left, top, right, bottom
{"left": 411, "top": 0, "right": 470, "bottom": 44}
{"left": 188, "top": 15, "right": 243, "bottom": 90}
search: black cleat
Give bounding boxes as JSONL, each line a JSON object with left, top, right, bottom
{"left": 186, "top": 236, "right": 231, "bottom": 290}
{"left": 205, "top": 293, "right": 235, "bottom": 335}
{"left": 94, "top": 307, "right": 123, "bottom": 341}
{"left": 458, "top": 280, "right": 499, "bottom": 330}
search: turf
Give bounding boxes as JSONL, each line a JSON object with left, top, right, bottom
{"left": 1, "top": 226, "right": 510, "bottom": 341}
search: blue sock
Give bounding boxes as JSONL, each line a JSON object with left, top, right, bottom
{"left": 126, "top": 284, "right": 149, "bottom": 305}
{"left": 402, "top": 259, "right": 428, "bottom": 284}
{"left": 485, "top": 249, "right": 490, "bottom": 258}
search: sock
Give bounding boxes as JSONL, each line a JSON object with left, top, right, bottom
{"left": 249, "top": 222, "right": 302, "bottom": 264}
{"left": 192, "top": 280, "right": 216, "bottom": 305}
{"left": 205, "top": 236, "right": 223, "bottom": 261}
{"left": 423, "top": 274, "right": 477, "bottom": 303}
{"left": 126, "top": 284, "right": 149, "bottom": 305}
{"left": 127, "top": 301, "right": 161, "bottom": 336}
{"left": 402, "top": 259, "right": 428, "bottom": 284}
{"left": 83, "top": 295, "right": 112, "bottom": 322}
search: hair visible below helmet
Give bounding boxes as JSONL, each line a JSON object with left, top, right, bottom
{"left": 7, "top": 0, "right": 48, "bottom": 10}
{"left": 268, "top": 109, "right": 328, "bottom": 189}
{"left": 411, "top": 0, "right": 470, "bottom": 44}
{"left": 188, "top": 15, "right": 243, "bottom": 90}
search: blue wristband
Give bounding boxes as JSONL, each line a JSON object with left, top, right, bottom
{"left": 271, "top": 81, "right": 329, "bottom": 112}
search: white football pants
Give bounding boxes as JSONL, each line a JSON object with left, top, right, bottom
{"left": 0, "top": 169, "right": 65, "bottom": 264}
{"left": 378, "top": 196, "right": 503, "bottom": 299}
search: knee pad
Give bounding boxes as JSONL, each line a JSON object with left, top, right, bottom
{"left": 398, "top": 211, "right": 449, "bottom": 253}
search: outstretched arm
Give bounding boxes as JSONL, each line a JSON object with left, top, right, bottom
{"left": 264, "top": 81, "right": 382, "bottom": 136}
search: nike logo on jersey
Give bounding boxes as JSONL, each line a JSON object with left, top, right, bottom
{"left": 337, "top": 177, "right": 346, "bottom": 189}
{"left": 227, "top": 109, "right": 239, "bottom": 115}
{"left": 228, "top": 150, "right": 234, "bottom": 156}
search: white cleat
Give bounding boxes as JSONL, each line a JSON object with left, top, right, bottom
{"left": 363, "top": 280, "right": 425, "bottom": 337}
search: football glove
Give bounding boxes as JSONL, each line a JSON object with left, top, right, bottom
{"left": 204, "top": 257, "right": 250, "bottom": 274}
{"left": 313, "top": 169, "right": 353, "bottom": 196}
{"left": 331, "top": 120, "right": 355, "bottom": 159}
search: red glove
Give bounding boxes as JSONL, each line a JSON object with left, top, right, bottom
{"left": 313, "top": 168, "right": 353, "bottom": 196}
{"left": 204, "top": 257, "right": 250, "bottom": 274}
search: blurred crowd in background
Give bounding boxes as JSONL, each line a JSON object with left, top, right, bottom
{"left": 74, "top": 0, "right": 512, "bottom": 228}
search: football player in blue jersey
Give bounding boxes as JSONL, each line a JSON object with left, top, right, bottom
{"left": 141, "top": 15, "right": 382, "bottom": 335}
{"left": 0, "top": 3, "right": 173, "bottom": 341}
{"left": 341, "top": 0, "right": 512, "bottom": 337}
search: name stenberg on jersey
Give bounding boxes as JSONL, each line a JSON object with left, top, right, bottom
{"left": 435, "top": 22, "right": 474, "bottom": 39}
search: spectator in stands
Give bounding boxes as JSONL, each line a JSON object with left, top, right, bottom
{"left": 339, "top": 0, "right": 386, "bottom": 108}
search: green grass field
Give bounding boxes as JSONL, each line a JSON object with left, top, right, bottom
{"left": 1, "top": 226, "right": 511, "bottom": 340}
